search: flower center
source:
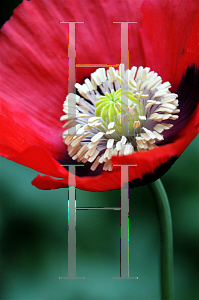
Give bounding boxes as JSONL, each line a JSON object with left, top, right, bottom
{"left": 95, "top": 89, "right": 139, "bottom": 135}
{"left": 60, "top": 64, "right": 179, "bottom": 172}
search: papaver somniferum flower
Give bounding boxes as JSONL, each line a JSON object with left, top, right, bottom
{"left": 0, "top": 0, "right": 198, "bottom": 191}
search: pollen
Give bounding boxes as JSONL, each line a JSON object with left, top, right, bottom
{"left": 61, "top": 64, "right": 179, "bottom": 172}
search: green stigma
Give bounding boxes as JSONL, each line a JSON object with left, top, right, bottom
{"left": 95, "top": 89, "right": 139, "bottom": 134}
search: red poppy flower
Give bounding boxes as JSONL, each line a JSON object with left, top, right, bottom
{"left": 0, "top": 0, "right": 198, "bottom": 191}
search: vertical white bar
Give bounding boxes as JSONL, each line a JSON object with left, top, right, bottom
{"left": 120, "top": 165, "right": 129, "bottom": 278}
{"left": 121, "top": 22, "right": 129, "bottom": 70}
{"left": 68, "top": 165, "right": 76, "bottom": 278}
{"left": 120, "top": 22, "right": 129, "bottom": 136}
{"left": 68, "top": 23, "right": 76, "bottom": 135}
{"left": 112, "top": 164, "right": 138, "bottom": 279}
{"left": 68, "top": 22, "right": 76, "bottom": 94}
{"left": 59, "top": 164, "right": 85, "bottom": 279}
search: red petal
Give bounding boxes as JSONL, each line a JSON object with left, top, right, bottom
{"left": 32, "top": 175, "right": 68, "bottom": 190}
{"left": 140, "top": 0, "right": 199, "bottom": 87}
{"left": 7, "top": 145, "right": 68, "bottom": 179}
{"left": 32, "top": 104, "right": 199, "bottom": 191}
{"left": 0, "top": 98, "right": 66, "bottom": 159}
{"left": 74, "top": 0, "right": 145, "bottom": 73}
{"left": 0, "top": 0, "right": 144, "bottom": 166}
{"left": 1, "top": 0, "right": 144, "bottom": 123}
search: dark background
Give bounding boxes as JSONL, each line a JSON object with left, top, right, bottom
{"left": 1, "top": 1, "right": 199, "bottom": 299}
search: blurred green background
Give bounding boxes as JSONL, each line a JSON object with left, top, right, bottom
{"left": 1, "top": 2, "right": 199, "bottom": 299}
{"left": 1, "top": 136, "right": 199, "bottom": 300}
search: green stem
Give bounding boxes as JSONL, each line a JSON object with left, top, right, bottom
{"left": 149, "top": 179, "right": 174, "bottom": 300}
